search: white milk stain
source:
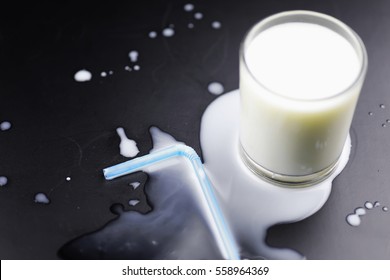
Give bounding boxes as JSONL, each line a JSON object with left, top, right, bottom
{"left": 0, "top": 176, "right": 8, "bottom": 186}
{"left": 346, "top": 201, "right": 388, "bottom": 227}
{"left": 74, "top": 69, "right": 92, "bottom": 82}
{"left": 194, "top": 12, "right": 203, "bottom": 20}
{"left": 200, "top": 90, "right": 352, "bottom": 259}
{"left": 129, "top": 51, "right": 139, "bottom": 63}
{"left": 184, "top": 3, "right": 194, "bottom": 12}
{"left": 34, "top": 193, "right": 50, "bottom": 204}
{"left": 188, "top": 23, "right": 194, "bottom": 29}
{"left": 100, "top": 72, "right": 107, "bottom": 77}
{"left": 133, "top": 65, "right": 140, "bottom": 71}
{"left": 66, "top": 177, "right": 71, "bottom": 181}
{"left": 59, "top": 127, "right": 223, "bottom": 260}
{"left": 0, "top": 121, "right": 12, "bottom": 131}
{"left": 129, "top": 182, "right": 141, "bottom": 190}
{"left": 383, "top": 207, "right": 388, "bottom": 212}
{"left": 207, "top": 82, "right": 224, "bottom": 95}
{"left": 116, "top": 127, "right": 140, "bottom": 158}
{"left": 162, "top": 28, "right": 175, "bottom": 37}
{"left": 129, "top": 199, "right": 140, "bottom": 206}
{"left": 211, "top": 21, "right": 222, "bottom": 29}
{"left": 149, "top": 31, "right": 157, "bottom": 38}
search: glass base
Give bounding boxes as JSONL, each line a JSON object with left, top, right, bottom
{"left": 239, "top": 144, "right": 340, "bottom": 187}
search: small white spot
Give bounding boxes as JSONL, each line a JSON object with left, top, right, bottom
{"left": 188, "top": 23, "right": 194, "bottom": 29}
{"left": 0, "top": 176, "right": 8, "bottom": 186}
{"left": 365, "top": 201, "right": 373, "bottom": 209}
{"left": 129, "top": 199, "right": 140, "bottom": 206}
{"left": 124, "top": 66, "right": 132, "bottom": 71}
{"left": 383, "top": 206, "right": 389, "bottom": 212}
{"left": 66, "top": 177, "right": 71, "bottom": 181}
{"left": 211, "top": 21, "right": 221, "bottom": 29}
{"left": 194, "top": 12, "right": 203, "bottom": 20}
{"left": 108, "top": 70, "right": 114, "bottom": 75}
{"left": 151, "top": 240, "right": 158, "bottom": 245}
{"left": 184, "top": 3, "right": 194, "bottom": 12}
{"left": 116, "top": 127, "right": 140, "bottom": 158}
{"left": 129, "top": 50, "right": 139, "bottom": 63}
{"left": 346, "top": 214, "right": 361, "bottom": 227}
{"left": 74, "top": 69, "right": 92, "bottom": 82}
{"left": 374, "top": 201, "right": 381, "bottom": 207}
{"left": 133, "top": 65, "right": 140, "bottom": 71}
{"left": 207, "top": 82, "right": 224, "bottom": 95}
{"left": 149, "top": 31, "right": 157, "bottom": 38}
{"left": 34, "top": 193, "right": 50, "bottom": 204}
{"left": 100, "top": 72, "right": 107, "bottom": 77}
{"left": 130, "top": 182, "right": 141, "bottom": 190}
{"left": 0, "top": 121, "right": 11, "bottom": 131}
{"left": 162, "top": 28, "right": 175, "bottom": 37}
{"left": 355, "top": 207, "right": 366, "bottom": 215}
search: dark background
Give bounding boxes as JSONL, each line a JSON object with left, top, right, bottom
{"left": 1, "top": 0, "right": 389, "bottom": 259}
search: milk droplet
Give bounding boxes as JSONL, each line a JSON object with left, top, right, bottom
{"left": 34, "top": 193, "right": 50, "bottom": 204}
{"left": 74, "top": 69, "right": 92, "bottom": 82}
{"left": 355, "top": 207, "right": 366, "bottom": 215}
{"left": 383, "top": 206, "right": 388, "bottom": 212}
{"left": 374, "top": 201, "right": 381, "bottom": 207}
{"left": 365, "top": 201, "right": 373, "bottom": 209}
{"left": 149, "top": 31, "right": 157, "bottom": 38}
{"left": 0, "top": 121, "right": 11, "bottom": 131}
{"left": 368, "top": 112, "right": 373, "bottom": 116}
{"left": 0, "top": 176, "right": 8, "bottom": 186}
{"left": 188, "top": 23, "right": 194, "bottom": 29}
{"left": 194, "top": 12, "right": 203, "bottom": 20}
{"left": 387, "top": 119, "right": 390, "bottom": 123}
{"left": 100, "top": 72, "right": 107, "bottom": 77}
{"left": 129, "top": 50, "right": 139, "bottom": 63}
{"left": 124, "top": 66, "right": 132, "bottom": 71}
{"left": 211, "top": 21, "right": 221, "bottom": 29}
{"left": 66, "top": 177, "right": 71, "bottom": 181}
{"left": 128, "top": 199, "right": 140, "bottom": 206}
{"left": 207, "top": 82, "right": 224, "bottom": 95}
{"left": 133, "top": 65, "right": 140, "bottom": 71}
{"left": 130, "top": 182, "right": 141, "bottom": 190}
{"left": 162, "top": 28, "right": 175, "bottom": 37}
{"left": 108, "top": 70, "right": 114, "bottom": 75}
{"left": 116, "top": 127, "right": 140, "bottom": 158}
{"left": 382, "top": 123, "right": 387, "bottom": 128}
{"left": 184, "top": 3, "right": 194, "bottom": 12}
{"left": 346, "top": 214, "right": 361, "bottom": 227}
{"left": 380, "top": 104, "right": 385, "bottom": 109}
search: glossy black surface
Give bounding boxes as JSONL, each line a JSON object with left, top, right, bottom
{"left": 1, "top": 0, "right": 389, "bottom": 259}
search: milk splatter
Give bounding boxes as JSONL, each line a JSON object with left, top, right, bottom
{"left": 162, "top": 28, "right": 175, "bottom": 37}
{"left": 100, "top": 72, "right": 107, "bottom": 77}
{"left": 0, "top": 176, "right": 8, "bottom": 186}
{"left": 188, "top": 23, "right": 194, "bottom": 29}
{"left": 124, "top": 66, "right": 132, "bottom": 71}
{"left": 207, "top": 82, "right": 224, "bottom": 95}
{"left": 66, "top": 177, "right": 71, "bottom": 182}
{"left": 149, "top": 31, "right": 157, "bottom": 38}
{"left": 34, "top": 193, "right": 50, "bottom": 204}
{"left": 194, "top": 12, "right": 203, "bottom": 20}
{"left": 184, "top": 3, "right": 194, "bottom": 12}
{"left": 74, "top": 69, "right": 92, "bottom": 82}
{"left": 133, "top": 65, "right": 140, "bottom": 71}
{"left": 0, "top": 121, "right": 11, "bottom": 131}
{"left": 128, "top": 199, "right": 140, "bottom": 206}
{"left": 211, "top": 21, "right": 222, "bottom": 29}
{"left": 116, "top": 127, "right": 139, "bottom": 158}
{"left": 130, "top": 182, "right": 141, "bottom": 190}
{"left": 129, "top": 51, "right": 139, "bottom": 63}
{"left": 346, "top": 201, "right": 388, "bottom": 227}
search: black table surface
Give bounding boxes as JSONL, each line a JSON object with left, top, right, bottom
{"left": 1, "top": 0, "right": 390, "bottom": 260}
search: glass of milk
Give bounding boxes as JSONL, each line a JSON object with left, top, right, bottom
{"left": 239, "top": 10, "right": 367, "bottom": 186}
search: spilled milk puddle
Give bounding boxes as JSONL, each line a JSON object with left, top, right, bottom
{"left": 59, "top": 90, "right": 354, "bottom": 259}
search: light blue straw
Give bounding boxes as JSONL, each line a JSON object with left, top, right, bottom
{"left": 103, "top": 144, "right": 240, "bottom": 260}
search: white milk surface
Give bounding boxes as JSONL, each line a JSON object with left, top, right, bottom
{"left": 240, "top": 22, "right": 363, "bottom": 176}
{"left": 245, "top": 22, "right": 360, "bottom": 100}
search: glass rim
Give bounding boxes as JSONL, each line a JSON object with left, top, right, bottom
{"left": 240, "top": 10, "right": 368, "bottom": 103}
